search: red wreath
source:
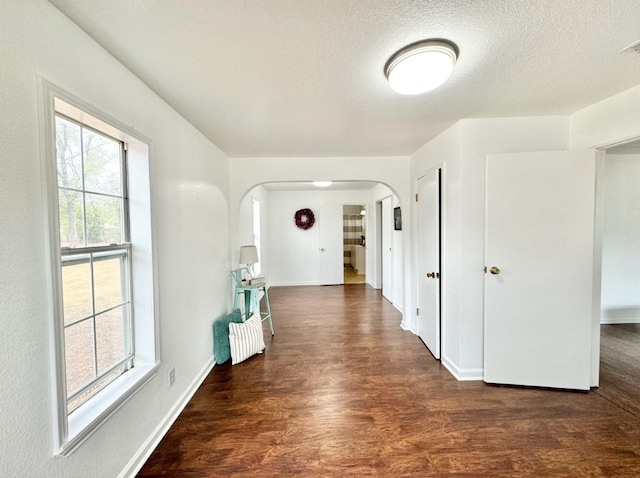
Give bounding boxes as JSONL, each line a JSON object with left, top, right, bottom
{"left": 294, "top": 208, "right": 315, "bottom": 230}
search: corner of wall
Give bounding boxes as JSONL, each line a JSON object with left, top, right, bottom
{"left": 441, "top": 355, "right": 483, "bottom": 382}
{"left": 569, "top": 84, "right": 640, "bottom": 149}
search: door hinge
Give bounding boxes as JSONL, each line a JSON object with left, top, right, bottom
{"left": 415, "top": 193, "right": 419, "bottom": 202}
{"left": 416, "top": 308, "right": 420, "bottom": 316}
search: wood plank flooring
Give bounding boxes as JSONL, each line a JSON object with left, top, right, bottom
{"left": 344, "top": 266, "right": 365, "bottom": 284}
{"left": 138, "top": 285, "right": 640, "bottom": 477}
{"left": 596, "top": 323, "right": 640, "bottom": 419}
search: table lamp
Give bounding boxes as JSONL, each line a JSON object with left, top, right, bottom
{"left": 239, "top": 245, "right": 259, "bottom": 279}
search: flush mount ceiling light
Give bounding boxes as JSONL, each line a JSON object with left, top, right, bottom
{"left": 384, "top": 39, "right": 458, "bottom": 95}
{"left": 313, "top": 181, "right": 332, "bottom": 187}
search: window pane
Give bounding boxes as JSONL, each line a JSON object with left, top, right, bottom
{"left": 58, "top": 189, "right": 85, "bottom": 247}
{"left": 85, "top": 193, "right": 123, "bottom": 245}
{"left": 96, "top": 307, "right": 126, "bottom": 375}
{"left": 61, "top": 259, "right": 93, "bottom": 325}
{"left": 65, "top": 319, "right": 95, "bottom": 398}
{"left": 56, "top": 117, "right": 82, "bottom": 190}
{"left": 68, "top": 364, "right": 126, "bottom": 414}
{"left": 83, "top": 128, "right": 121, "bottom": 196}
{"left": 94, "top": 254, "right": 127, "bottom": 313}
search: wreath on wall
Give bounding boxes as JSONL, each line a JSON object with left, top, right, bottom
{"left": 294, "top": 208, "right": 315, "bottom": 230}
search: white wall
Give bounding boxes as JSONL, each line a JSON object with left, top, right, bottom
{"left": 569, "top": 86, "right": 640, "bottom": 382}
{"left": 457, "top": 117, "right": 569, "bottom": 374}
{"left": 570, "top": 84, "right": 640, "bottom": 149}
{"left": 601, "top": 154, "right": 640, "bottom": 323}
{"left": 365, "top": 184, "right": 404, "bottom": 314}
{"left": 0, "top": 2, "right": 231, "bottom": 476}
{"left": 410, "top": 123, "right": 463, "bottom": 370}
{"left": 410, "top": 117, "right": 570, "bottom": 379}
{"left": 228, "top": 156, "right": 411, "bottom": 316}
{"left": 266, "top": 189, "right": 371, "bottom": 286}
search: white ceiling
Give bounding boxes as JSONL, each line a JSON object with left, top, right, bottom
{"left": 48, "top": 0, "right": 640, "bottom": 158}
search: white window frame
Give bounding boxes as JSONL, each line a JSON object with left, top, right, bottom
{"left": 41, "top": 83, "right": 160, "bottom": 456}
{"left": 251, "top": 197, "right": 262, "bottom": 276}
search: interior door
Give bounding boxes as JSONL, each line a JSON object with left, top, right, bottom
{"left": 484, "top": 149, "right": 596, "bottom": 390}
{"left": 318, "top": 203, "right": 343, "bottom": 285}
{"left": 381, "top": 196, "right": 393, "bottom": 301}
{"left": 416, "top": 168, "right": 441, "bottom": 358}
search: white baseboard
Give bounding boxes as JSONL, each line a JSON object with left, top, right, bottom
{"left": 392, "top": 301, "right": 403, "bottom": 313}
{"left": 119, "top": 358, "right": 215, "bottom": 478}
{"left": 441, "top": 355, "right": 483, "bottom": 381}
{"left": 268, "top": 281, "right": 321, "bottom": 287}
{"left": 601, "top": 317, "right": 640, "bottom": 324}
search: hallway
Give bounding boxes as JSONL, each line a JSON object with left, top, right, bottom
{"left": 138, "top": 285, "right": 640, "bottom": 477}
{"left": 343, "top": 266, "right": 366, "bottom": 284}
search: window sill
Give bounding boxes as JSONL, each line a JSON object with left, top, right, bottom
{"left": 60, "top": 362, "right": 159, "bottom": 456}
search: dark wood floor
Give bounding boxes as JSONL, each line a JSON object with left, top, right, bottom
{"left": 138, "top": 285, "right": 640, "bottom": 477}
{"left": 596, "top": 323, "right": 640, "bottom": 419}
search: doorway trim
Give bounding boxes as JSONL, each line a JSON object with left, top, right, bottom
{"left": 592, "top": 137, "right": 640, "bottom": 387}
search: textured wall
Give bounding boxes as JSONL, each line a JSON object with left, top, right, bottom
{"left": 266, "top": 189, "right": 370, "bottom": 286}
{"left": 0, "top": 2, "right": 230, "bottom": 476}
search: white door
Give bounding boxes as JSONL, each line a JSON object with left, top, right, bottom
{"left": 416, "top": 169, "right": 441, "bottom": 358}
{"left": 484, "top": 149, "right": 596, "bottom": 390}
{"left": 381, "top": 196, "right": 393, "bottom": 302}
{"left": 318, "top": 203, "right": 343, "bottom": 285}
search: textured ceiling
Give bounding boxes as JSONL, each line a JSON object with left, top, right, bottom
{"left": 48, "top": 0, "right": 640, "bottom": 158}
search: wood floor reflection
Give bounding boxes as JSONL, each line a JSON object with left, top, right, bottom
{"left": 138, "top": 285, "right": 640, "bottom": 477}
{"left": 596, "top": 323, "right": 640, "bottom": 419}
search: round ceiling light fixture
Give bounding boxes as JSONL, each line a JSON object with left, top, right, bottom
{"left": 384, "top": 39, "right": 458, "bottom": 95}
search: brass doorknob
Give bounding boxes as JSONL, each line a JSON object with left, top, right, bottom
{"left": 427, "top": 272, "right": 434, "bottom": 278}
{"left": 489, "top": 266, "right": 501, "bottom": 275}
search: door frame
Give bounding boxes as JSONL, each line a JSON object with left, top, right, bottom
{"left": 342, "top": 203, "right": 367, "bottom": 283}
{"left": 375, "top": 200, "right": 383, "bottom": 289}
{"left": 380, "top": 195, "right": 394, "bottom": 302}
{"left": 415, "top": 165, "right": 444, "bottom": 359}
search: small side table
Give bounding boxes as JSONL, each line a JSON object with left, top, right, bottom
{"left": 233, "top": 281, "right": 274, "bottom": 335}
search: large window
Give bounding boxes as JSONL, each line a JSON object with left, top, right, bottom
{"left": 56, "top": 115, "right": 133, "bottom": 413}
{"left": 46, "top": 89, "right": 158, "bottom": 455}
{"left": 252, "top": 197, "right": 261, "bottom": 276}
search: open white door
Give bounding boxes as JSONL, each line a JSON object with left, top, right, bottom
{"left": 318, "top": 203, "right": 343, "bottom": 285}
{"left": 381, "top": 196, "right": 393, "bottom": 302}
{"left": 484, "top": 149, "right": 596, "bottom": 390}
{"left": 416, "top": 169, "right": 441, "bottom": 358}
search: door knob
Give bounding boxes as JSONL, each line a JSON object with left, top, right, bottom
{"left": 319, "top": 248, "right": 326, "bottom": 252}
{"left": 489, "top": 266, "right": 501, "bottom": 275}
{"left": 427, "top": 272, "right": 434, "bottom": 278}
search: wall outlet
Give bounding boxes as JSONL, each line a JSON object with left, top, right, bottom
{"left": 168, "top": 367, "right": 175, "bottom": 387}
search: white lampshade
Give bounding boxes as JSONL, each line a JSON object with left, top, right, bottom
{"left": 239, "top": 245, "right": 259, "bottom": 265}
{"left": 385, "top": 40, "right": 458, "bottom": 95}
